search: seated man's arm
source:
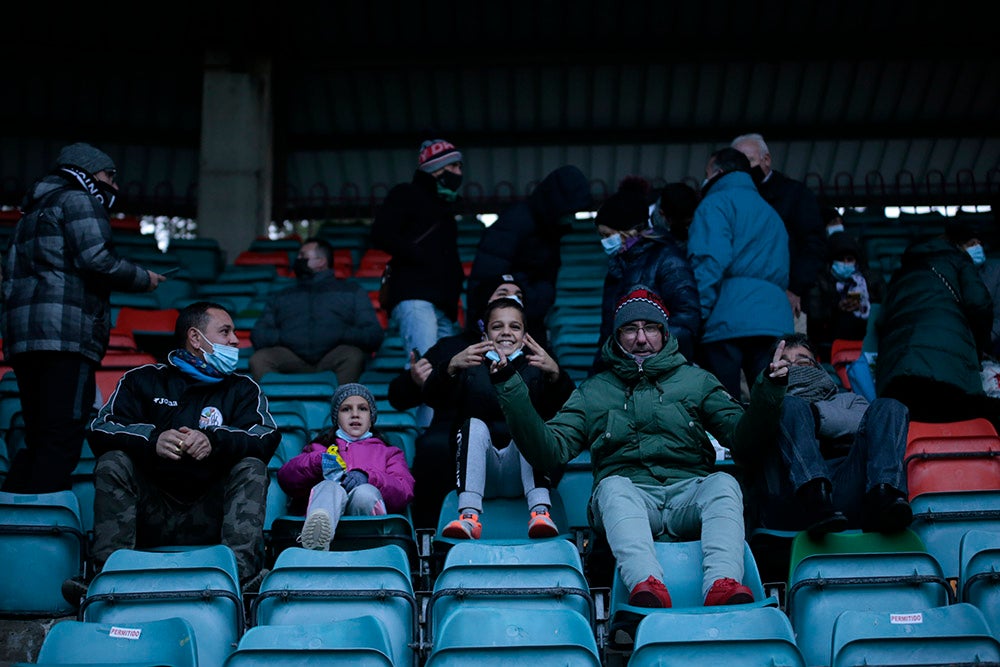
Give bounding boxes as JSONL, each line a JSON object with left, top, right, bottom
{"left": 492, "top": 368, "right": 587, "bottom": 473}
{"left": 87, "top": 368, "right": 163, "bottom": 464}
{"left": 203, "top": 377, "right": 282, "bottom": 464}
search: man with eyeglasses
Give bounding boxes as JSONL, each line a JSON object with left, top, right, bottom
{"left": 491, "top": 285, "right": 790, "bottom": 609}
{"left": 1, "top": 142, "right": 168, "bottom": 494}
{"left": 745, "top": 332, "right": 911, "bottom": 539}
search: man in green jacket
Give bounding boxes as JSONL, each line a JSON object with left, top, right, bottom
{"left": 491, "top": 285, "right": 790, "bottom": 608}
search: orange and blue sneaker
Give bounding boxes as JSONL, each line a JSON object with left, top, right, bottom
{"left": 441, "top": 511, "right": 482, "bottom": 539}
{"left": 527, "top": 509, "right": 559, "bottom": 538}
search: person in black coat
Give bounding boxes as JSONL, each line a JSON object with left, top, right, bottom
{"left": 591, "top": 177, "right": 700, "bottom": 374}
{"left": 467, "top": 165, "right": 592, "bottom": 346}
{"left": 732, "top": 133, "right": 827, "bottom": 321}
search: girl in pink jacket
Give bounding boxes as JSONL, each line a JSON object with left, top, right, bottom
{"left": 277, "top": 383, "right": 415, "bottom": 550}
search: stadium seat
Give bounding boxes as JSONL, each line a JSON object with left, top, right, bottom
{"left": 234, "top": 249, "right": 292, "bottom": 277}
{"left": 427, "top": 540, "right": 593, "bottom": 645}
{"left": 250, "top": 545, "right": 416, "bottom": 667}
{"left": 958, "top": 529, "right": 1000, "bottom": 639}
{"left": 355, "top": 248, "right": 392, "bottom": 278}
{"left": 71, "top": 440, "right": 98, "bottom": 535}
{"left": 607, "top": 539, "right": 772, "bottom": 649}
{"left": 33, "top": 616, "right": 199, "bottom": 666}
{"left": 168, "top": 237, "right": 226, "bottom": 284}
{"left": 426, "top": 606, "right": 600, "bottom": 666}
{"left": 830, "top": 338, "right": 863, "bottom": 390}
{"left": 904, "top": 433, "right": 1000, "bottom": 500}
{"left": 785, "top": 529, "right": 953, "bottom": 667}
{"left": 830, "top": 603, "right": 1000, "bottom": 667}
{"left": 267, "top": 513, "right": 419, "bottom": 571}
{"left": 0, "top": 490, "right": 87, "bottom": 616}
{"left": 80, "top": 544, "right": 244, "bottom": 666}
{"left": 909, "top": 490, "right": 1000, "bottom": 581}
{"left": 629, "top": 606, "right": 805, "bottom": 667}
{"left": 907, "top": 418, "right": 999, "bottom": 442}
{"left": 224, "top": 619, "right": 393, "bottom": 666}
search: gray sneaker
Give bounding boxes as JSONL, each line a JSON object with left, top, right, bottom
{"left": 298, "top": 509, "right": 333, "bottom": 550}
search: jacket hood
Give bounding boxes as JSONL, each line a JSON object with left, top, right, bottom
{"left": 21, "top": 174, "right": 68, "bottom": 212}
{"left": 528, "top": 165, "right": 592, "bottom": 222}
{"left": 900, "top": 236, "right": 961, "bottom": 268}
{"left": 600, "top": 329, "right": 685, "bottom": 382}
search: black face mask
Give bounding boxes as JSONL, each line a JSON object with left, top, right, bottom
{"left": 293, "top": 257, "right": 314, "bottom": 280}
{"left": 749, "top": 165, "right": 766, "bottom": 186}
{"left": 436, "top": 170, "right": 463, "bottom": 193}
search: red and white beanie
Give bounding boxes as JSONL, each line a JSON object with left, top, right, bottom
{"left": 613, "top": 285, "right": 670, "bottom": 332}
{"left": 418, "top": 139, "right": 463, "bottom": 173}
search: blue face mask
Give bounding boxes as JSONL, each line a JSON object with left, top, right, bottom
{"left": 831, "top": 261, "right": 856, "bottom": 281}
{"left": 601, "top": 233, "right": 623, "bottom": 255}
{"left": 485, "top": 348, "right": 523, "bottom": 363}
{"left": 826, "top": 224, "right": 845, "bottom": 236}
{"left": 966, "top": 244, "right": 987, "bottom": 266}
{"left": 198, "top": 330, "right": 240, "bottom": 375}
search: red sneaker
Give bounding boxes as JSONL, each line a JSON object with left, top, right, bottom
{"left": 527, "top": 509, "right": 559, "bottom": 538}
{"left": 441, "top": 512, "right": 482, "bottom": 539}
{"left": 628, "top": 575, "right": 672, "bottom": 608}
{"left": 704, "top": 577, "right": 754, "bottom": 606}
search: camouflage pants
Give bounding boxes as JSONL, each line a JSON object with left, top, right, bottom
{"left": 92, "top": 450, "right": 268, "bottom": 584}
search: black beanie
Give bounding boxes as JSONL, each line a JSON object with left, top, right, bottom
{"left": 55, "top": 142, "right": 116, "bottom": 175}
{"left": 596, "top": 177, "right": 652, "bottom": 232}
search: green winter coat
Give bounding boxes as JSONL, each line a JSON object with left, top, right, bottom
{"left": 493, "top": 333, "right": 785, "bottom": 492}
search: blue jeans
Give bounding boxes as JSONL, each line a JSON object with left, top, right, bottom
{"left": 760, "top": 395, "right": 909, "bottom": 528}
{"left": 392, "top": 300, "right": 456, "bottom": 427}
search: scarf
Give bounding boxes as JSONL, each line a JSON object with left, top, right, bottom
{"left": 836, "top": 273, "right": 871, "bottom": 319}
{"left": 787, "top": 364, "right": 840, "bottom": 403}
{"left": 169, "top": 349, "right": 224, "bottom": 384}
{"left": 55, "top": 166, "right": 117, "bottom": 211}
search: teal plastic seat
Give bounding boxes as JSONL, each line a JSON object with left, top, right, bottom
{"left": 831, "top": 603, "right": 1000, "bottom": 667}
{"left": 607, "top": 539, "right": 773, "bottom": 649}
{"left": 81, "top": 544, "right": 243, "bottom": 667}
{"left": 224, "top": 618, "right": 393, "bottom": 666}
{"left": 959, "top": 529, "right": 1000, "bottom": 640}
{"left": 629, "top": 606, "right": 805, "bottom": 667}
{"left": 34, "top": 617, "right": 198, "bottom": 666}
{"left": 267, "top": 512, "right": 418, "bottom": 569}
{"left": 251, "top": 545, "right": 416, "bottom": 667}
{"left": 909, "top": 490, "right": 1000, "bottom": 580}
{"left": 786, "top": 530, "right": 953, "bottom": 667}
{"left": 426, "top": 606, "right": 600, "bottom": 666}
{"left": 428, "top": 540, "right": 593, "bottom": 644}
{"left": 0, "top": 490, "right": 86, "bottom": 616}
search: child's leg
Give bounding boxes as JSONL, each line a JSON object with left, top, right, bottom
{"left": 344, "top": 484, "right": 387, "bottom": 516}
{"left": 300, "top": 480, "right": 348, "bottom": 550}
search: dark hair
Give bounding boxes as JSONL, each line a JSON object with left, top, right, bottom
{"left": 595, "top": 176, "right": 653, "bottom": 232}
{"left": 710, "top": 147, "right": 752, "bottom": 175}
{"left": 658, "top": 182, "right": 699, "bottom": 222}
{"left": 174, "top": 301, "right": 231, "bottom": 345}
{"left": 769, "top": 332, "right": 816, "bottom": 358}
{"left": 479, "top": 297, "right": 525, "bottom": 333}
{"left": 304, "top": 236, "right": 334, "bottom": 265}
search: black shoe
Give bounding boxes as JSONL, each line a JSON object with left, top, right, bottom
{"left": 861, "top": 484, "right": 913, "bottom": 533}
{"left": 61, "top": 577, "right": 88, "bottom": 608}
{"left": 798, "top": 479, "right": 848, "bottom": 540}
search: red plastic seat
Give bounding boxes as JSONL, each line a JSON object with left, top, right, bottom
{"left": 235, "top": 250, "right": 293, "bottom": 277}
{"left": 354, "top": 249, "right": 391, "bottom": 278}
{"left": 905, "top": 434, "right": 1000, "bottom": 501}
{"left": 830, "top": 338, "right": 863, "bottom": 389}
{"left": 113, "top": 307, "right": 180, "bottom": 335}
{"left": 907, "top": 418, "right": 999, "bottom": 444}
{"left": 100, "top": 351, "right": 158, "bottom": 369}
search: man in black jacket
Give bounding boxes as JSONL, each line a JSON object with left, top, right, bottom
{"left": 87, "top": 302, "right": 280, "bottom": 589}
{"left": 732, "top": 133, "right": 827, "bottom": 322}
{"left": 249, "top": 237, "right": 384, "bottom": 384}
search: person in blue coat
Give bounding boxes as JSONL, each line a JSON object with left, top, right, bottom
{"left": 687, "top": 147, "right": 794, "bottom": 400}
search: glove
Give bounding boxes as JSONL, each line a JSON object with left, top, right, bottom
{"left": 341, "top": 469, "right": 369, "bottom": 492}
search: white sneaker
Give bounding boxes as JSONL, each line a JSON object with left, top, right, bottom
{"left": 299, "top": 509, "right": 333, "bottom": 550}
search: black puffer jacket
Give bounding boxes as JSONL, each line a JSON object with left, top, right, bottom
{"left": 370, "top": 170, "right": 465, "bottom": 320}
{"left": 876, "top": 236, "right": 993, "bottom": 400}
{"left": 467, "top": 165, "right": 592, "bottom": 339}
{"left": 591, "top": 231, "right": 700, "bottom": 373}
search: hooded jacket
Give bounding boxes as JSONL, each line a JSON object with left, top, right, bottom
{"left": 87, "top": 352, "right": 281, "bottom": 502}
{"left": 370, "top": 169, "right": 465, "bottom": 320}
{"left": 492, "top": 332, "right": 785, "bottom": 494}
{"left": 687, "top": 171, "right": 793, "bottom": 343}
{"left": 250, "top": 270, "right": 385, "bottom": 363}
{"left": 467, "top": 165, "right": 592, "bottom": 339}
{"left": 1, "top": 173, "right": 151, "bottom": 362}
{"left": 876, "top": 236, "right": 993, "bottom": 399}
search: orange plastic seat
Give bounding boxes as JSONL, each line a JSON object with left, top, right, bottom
{"left": 905, "top": 434, "right": 1000, "bottom": 501}
{"left": 830, "top": 338, "right": 863, "bottom": 390}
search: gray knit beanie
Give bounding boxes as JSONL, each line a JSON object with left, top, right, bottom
{"left": 330, "top": 383, "right": 378, "bottom": 424}
{"left": 55, "top": 142, "right": 116, "bottom": 175}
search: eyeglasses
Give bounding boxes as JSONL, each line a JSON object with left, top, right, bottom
{"left": 618, "top": 323, "right": 663, "bottom": 339}
{"left": 104, "top": 168, "right": 118, "bottom": 183}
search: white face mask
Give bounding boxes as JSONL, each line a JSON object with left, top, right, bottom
{"left": 601, "top": 233, "right": 623, "bottom": 255}
{"left": 197, "top": 329, "right": 240, "bottom": 375}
